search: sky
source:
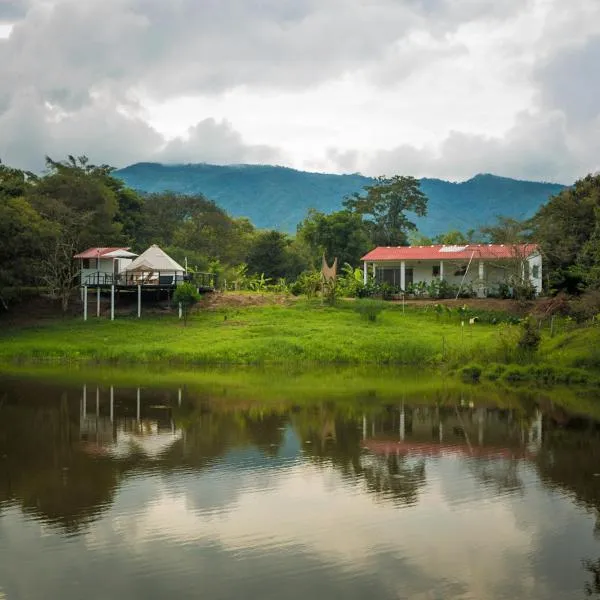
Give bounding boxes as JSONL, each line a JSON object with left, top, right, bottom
{"left": 0, "top": 0, "right": 599, "bottom": 182}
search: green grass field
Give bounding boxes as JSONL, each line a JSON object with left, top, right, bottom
{"left": 0, "top": 299, "right": 598, "bottom": 377}
{"left": 0, "top": 300, "right": 501, "bottom": 364}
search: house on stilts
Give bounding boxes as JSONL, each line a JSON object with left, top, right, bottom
{"left": 74, "top": 244, "right": 216, "bottom": 320}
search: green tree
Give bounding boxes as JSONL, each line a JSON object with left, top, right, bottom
{"left": 343, "top": 175, "right": 428, "bottom": 246}
{"left": 297, "top": 208, "right": 371, "bottom": 267}
{"left": 173, "top": 282, "right": 201, "bottom": 326}
{"left": 433, "top": 230, "right": 470, "bottom": 245}
{"left": 246, "top": 230, "right": 309, "bottom": 280}
{"left": 479, "top": 216, "right": 530, "bottom": 244}
{"left": 30, "top": 156, "right": 124, "bottom": 248}
{"left": 407, "top": 231, "right": 433, "bottom": 246}
{"left": 531, "top": 174, "right": 600, "bottom": 293}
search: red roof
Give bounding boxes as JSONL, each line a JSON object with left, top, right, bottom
{"left": 73, "top": 247, "right": 130, "bottom": 259}
{"left": 361, "top": 244, "right": 539, "bottom": 262}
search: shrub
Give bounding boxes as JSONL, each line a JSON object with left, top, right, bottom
{"left": 173, "top": 282, "right": 201, "bottom": 326}
{"left": 354, "top": 299, "right": 386, "bottom": 322}
{"left": 292, "top": 271, "right": 321, "bottom": 299}
{"left": 460, "top": 364, "right": 482, "bottom": 382}
{"left": 518, "top": 316, "right": 541, "bottom": 353}
{"left": 570, "top": 290, "right": 600, "bottom": 322}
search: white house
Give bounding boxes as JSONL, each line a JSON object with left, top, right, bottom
{"left": 361, "top": 244, "right": 542, "bottom": 297}
{"left": 74, "top": 247, "right": 138, "bottom": 286}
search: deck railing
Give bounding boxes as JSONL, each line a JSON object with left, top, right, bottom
{"left": 82, "top": 271, "right": 216, "bottom": 289}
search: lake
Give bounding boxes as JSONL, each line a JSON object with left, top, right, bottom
{"left": 1, "top": 369, "right": 600, "bottom": 599}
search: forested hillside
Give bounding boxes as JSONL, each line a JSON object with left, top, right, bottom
{"left": 2, "top": 154, "right": 598, "bottom": 313}
{"left": 116, "top": 163, "right": 566, "bottom": 235}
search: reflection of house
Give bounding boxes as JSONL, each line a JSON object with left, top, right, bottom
{"left": 361, "top": 244, "right": 542, "bottom": 297}
{"left": 361, "top": 406, "right": 542, "bottom": 460}
{"left": 79, "top": 385, "right": 182, "bottom": 459}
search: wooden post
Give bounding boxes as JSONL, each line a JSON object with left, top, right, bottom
{"left": 83, "top": 285, "right": 88, "bottom": 321}
{"left": 363, "top": 261, "right": 367, "bottom": 285}
{"left": 96, "top": 287, "right": 101, "bottom": 317}
{"left": 136, "top": 387, "right": 141, "bottom": 421}
{"left": 440, "top": 260, "right": 444, "bottom": 281}
{"left": 96, "top": 386, "right": 100, "bottom": 416}
{"left": 137, "top": 284, "right": 141, "bottom": 318}
{"left": 178, "top": 302, "right": 182, "bottom": 319}
{"left": 82, "top": 384, "right": 87, "bottom": 417}
{"left": 111, "top": 285, "right": 115, "bottom": 321}
{"left": 178, "top": 388, "right": 182, "bottom": 407}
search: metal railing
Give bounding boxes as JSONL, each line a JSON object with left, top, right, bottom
{"left": 82, "top": 271, "right": 216, "bottom": 289}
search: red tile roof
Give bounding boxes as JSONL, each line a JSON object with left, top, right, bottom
{"left": 73, "top": 247, "right": 130, "bottom": 259}
{"left": 361, "top": 243, "right": 539, "bottom": 262}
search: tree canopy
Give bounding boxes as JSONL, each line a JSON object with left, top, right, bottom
{"left": 343, "top": 175, "right": 428, "bottom": 246}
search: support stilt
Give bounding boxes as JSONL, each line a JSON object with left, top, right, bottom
{"left": 83, "top": 286, "right": 88, "bottom": 321}
{"left": 110, "top": 285, "right": 115, "bottom": 321}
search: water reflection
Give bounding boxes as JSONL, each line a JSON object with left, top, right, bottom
{"left": 1, "top": 376, "right": 600, "bottom": 599}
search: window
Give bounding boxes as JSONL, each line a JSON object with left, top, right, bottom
{"left": 532, "top": 265, "right": 540, "bottom": 279}
{"left": 82, "top": 259, "right": 90, "bottom": 269}
{"left": 82, "top": 259, "right": 97, "bottom": 269}
{"left": 432, "top": 265, "right": 440, "bottom": 277}
{"left": 454, "top": 265, "right": 467, "bottom": 276}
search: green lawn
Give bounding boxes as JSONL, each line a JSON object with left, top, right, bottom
{"left": 0, "top": 300, "right": 501, "bottom": 365}
{"left": 0, "top": 300, "right": 598, "bottom": 378}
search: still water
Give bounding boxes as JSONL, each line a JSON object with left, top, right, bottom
{"left": 1, "top": 374, "right": 600, "bottom": 599}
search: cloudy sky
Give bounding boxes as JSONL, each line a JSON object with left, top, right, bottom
{"left": 0, "top": 0, "right": 599, "bottom": 182}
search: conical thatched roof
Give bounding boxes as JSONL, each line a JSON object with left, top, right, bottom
{"left": 125, "top": 245, "right": 185, "bottom": 272}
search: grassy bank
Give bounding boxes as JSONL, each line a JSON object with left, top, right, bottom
{"left": 3, "top": 362, "right": 600, "bottom": 420}
{"left": 0, "top": 299, "right": 599, "bottom": 377}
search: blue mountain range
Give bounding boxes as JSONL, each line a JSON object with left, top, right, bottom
{"left": 116, "top": 162, "right": 566, "bottom": 236}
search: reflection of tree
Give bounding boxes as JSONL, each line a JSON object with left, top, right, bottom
{"left": 0, "top": 396, "right": 119, "bottom": 533}
{"left": 584, "top": 558, "right": 600, "bottom": 597}
{"left": 359, "top": 453, "right": 426, "bottom": 507}
{"left": 534, "top": 416, "right": 600, "bottom": 597}
{"left": 467, "top": 459, "right": 523, "bottom": 495}
{"left": 294, "top": 410, "right": 427, "bottom": 507}
{"left": 163, "top": 408, "right": 287, "bottom": 468}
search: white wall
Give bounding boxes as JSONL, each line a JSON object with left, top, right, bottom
{"left": 527, "top": 253, "right": 543, "bottom": 294}
{"left": 80, "top": 258, "right": 134, "bottom": 285}
{"left": 369, "top": 255, "right": 542, "bottom": 296}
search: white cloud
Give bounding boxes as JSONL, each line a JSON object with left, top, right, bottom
{"left": 0, "top": 0, "right": 599, "bottom": 180}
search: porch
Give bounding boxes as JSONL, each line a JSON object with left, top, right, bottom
{"left": 81, "top": 270, "right": 217, "bottom": 292}
{"left": 363, "top": 259, "right": 504, "bottom": 297}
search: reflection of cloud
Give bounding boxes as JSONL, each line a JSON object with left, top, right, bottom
{"left": 81, "top": 460, "right": 560, "bottom": 598}
{"left": 111, "top": 425, "right": 182, "bottom": 459}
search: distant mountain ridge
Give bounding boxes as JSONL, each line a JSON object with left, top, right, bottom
{"left": 115, "top": 162, "right": 567, "bottom": 236}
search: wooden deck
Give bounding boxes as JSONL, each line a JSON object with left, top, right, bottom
{"left": 81, "top": 271, "right": 216, "bottom": 292}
